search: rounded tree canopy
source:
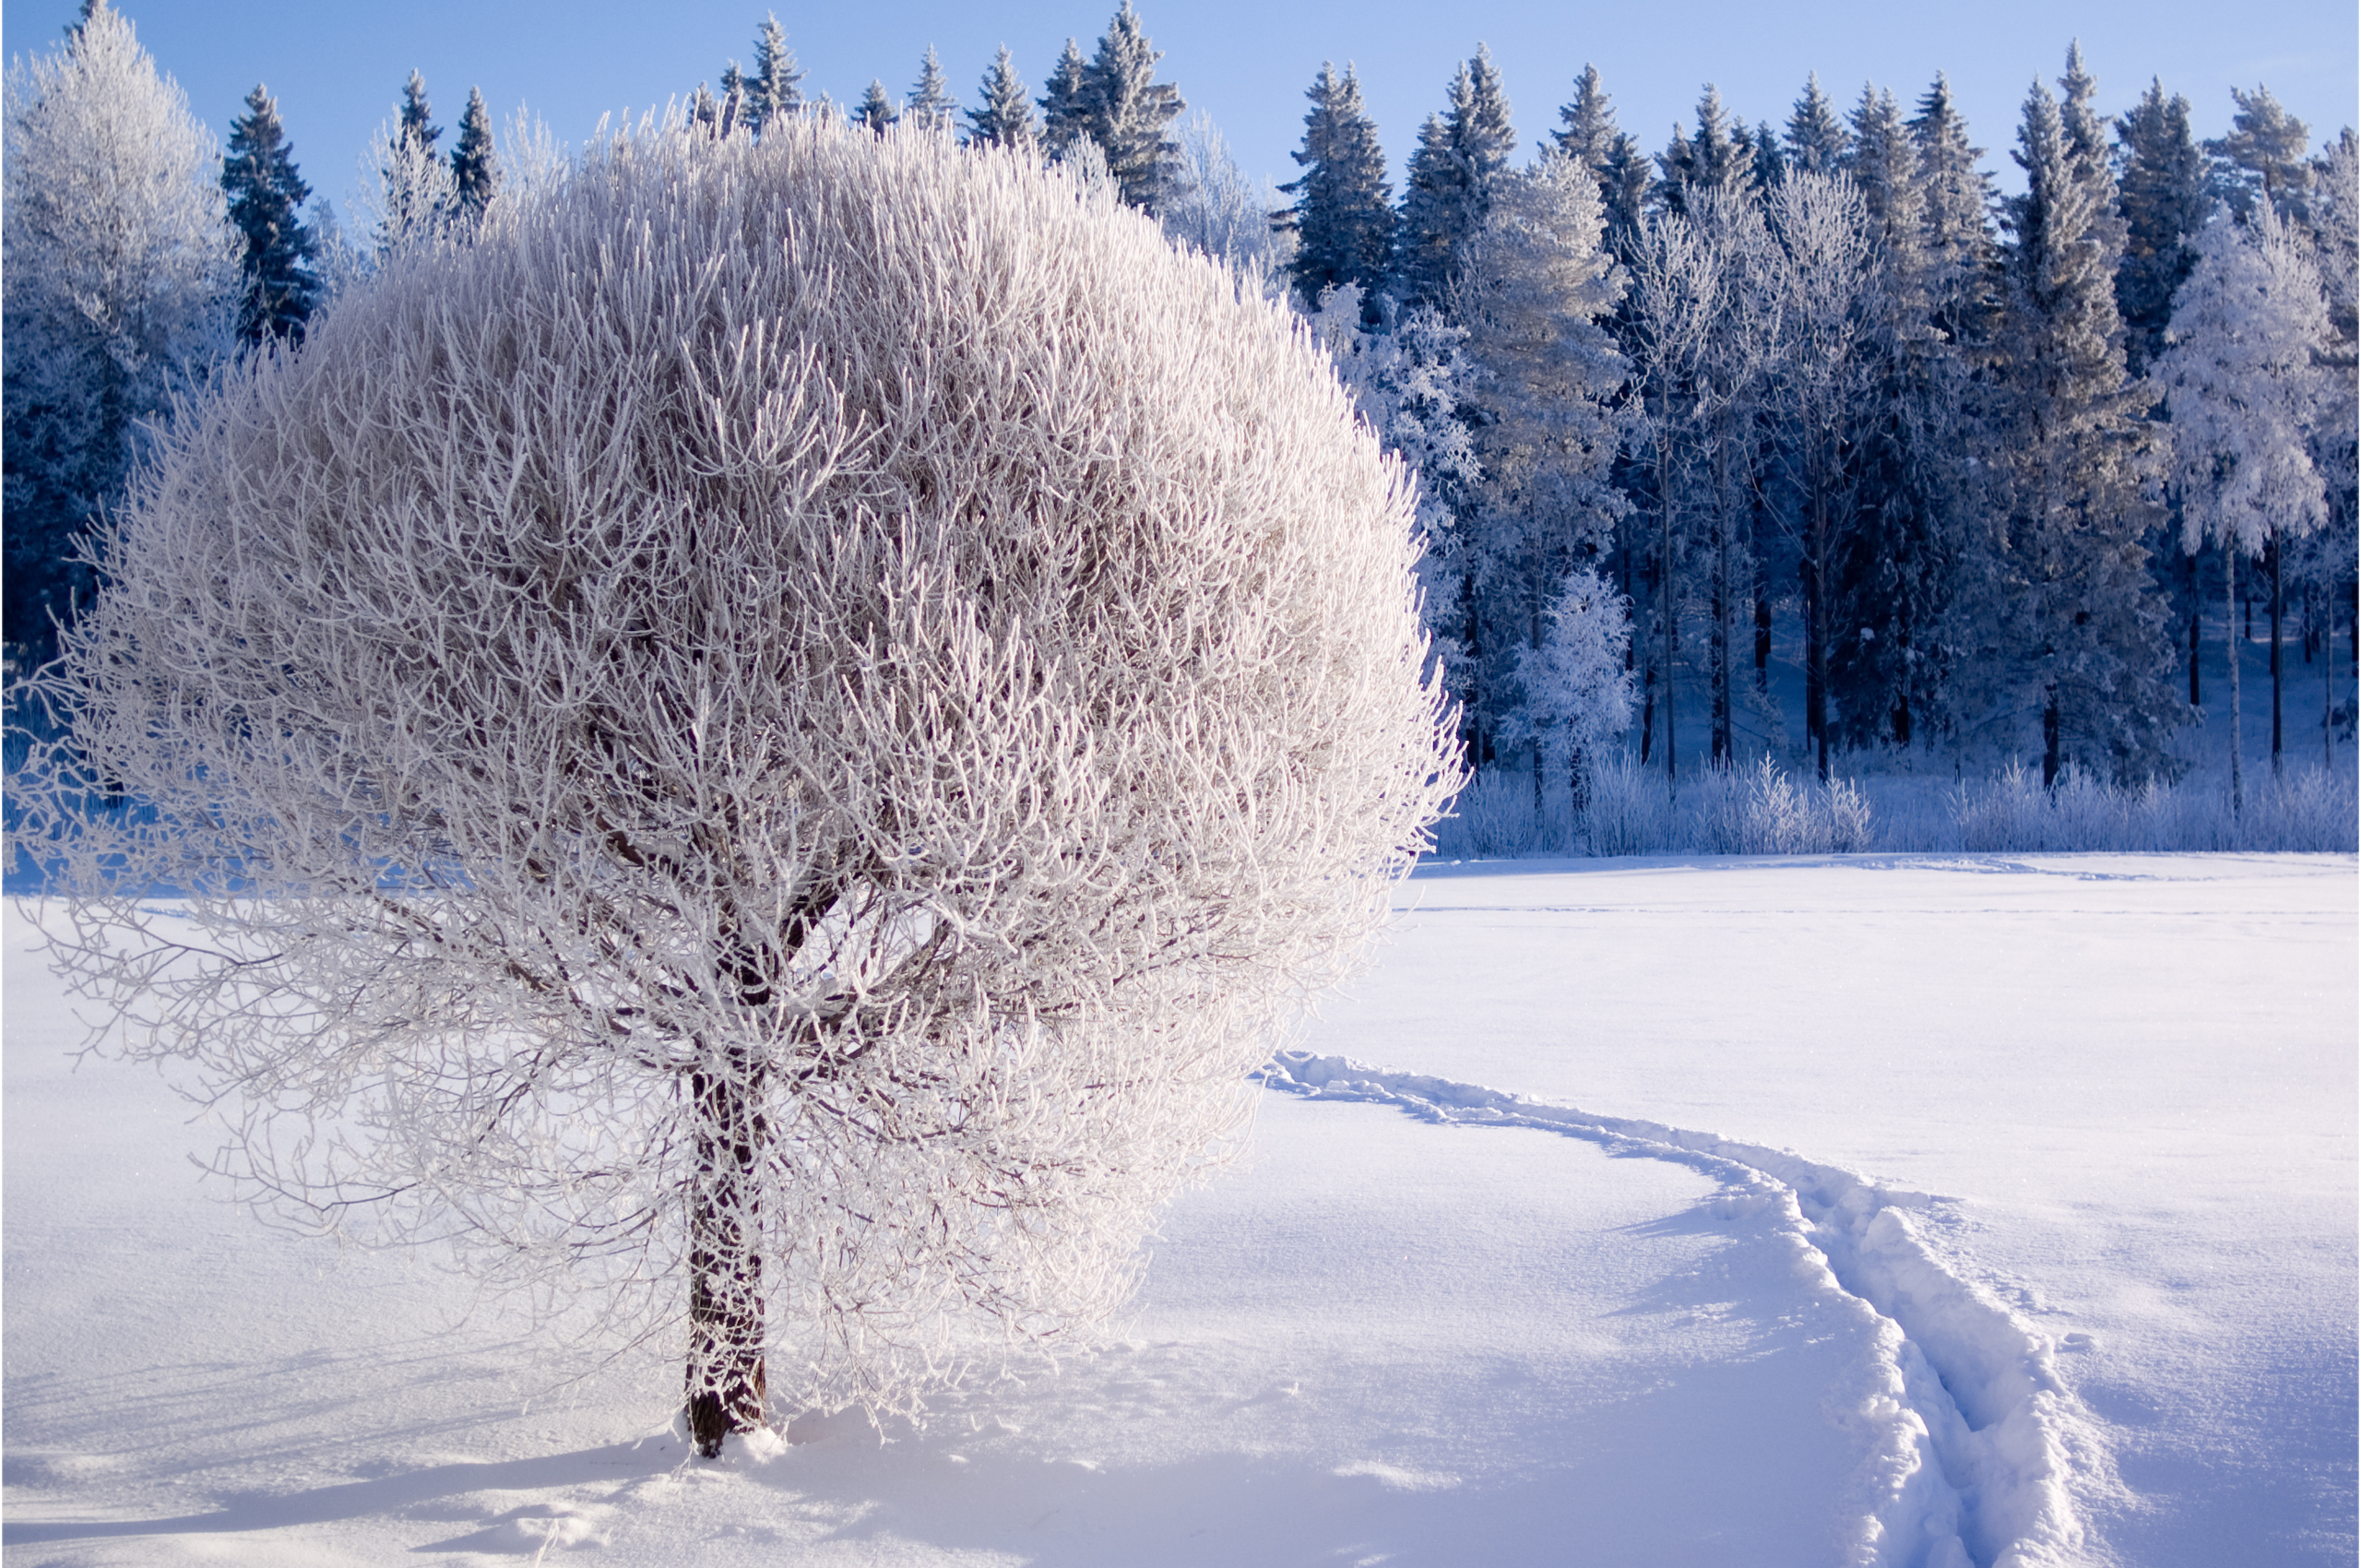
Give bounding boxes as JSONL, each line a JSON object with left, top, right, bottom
{"left": 13, "top": 116, "right": 1456, "bottom": 1416}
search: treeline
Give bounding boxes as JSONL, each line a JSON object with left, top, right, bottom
{"left": 6, "top": 2, "right": 2355, "bottom": 811}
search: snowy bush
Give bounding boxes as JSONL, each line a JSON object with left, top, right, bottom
{"left": 6, "top": 117, "right": 1457, "bottom": 1451}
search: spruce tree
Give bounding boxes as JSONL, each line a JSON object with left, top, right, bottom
{"left": 1910, "top": 74, "right": 1995, "bottom": 350}
{"left": 1785, "top": 73, "right": 1851, "bottom": 175}
{"left": 1978, "top": 67, "right": 2179, "bottom": 782}
{"left": 2212, "top": 85, "right": 2312, "bottom": 220}
{"left": 746, "top": 15, "right": 805, "bottom": 137}
{"left": 966, "top": 47, "right": 1037, "bottom": 152}
{"left": 397, "top": 70, "right": 438, "bottom": 161}
{"left": 1552, "top": 65, "right": 1619, "bottom": 184}
{"left": 1039, "top": 39, "right": 1090, "bottom": 160}
{"left": 905, "top": 46, "right": 955, "bottom": 136}
{"left": 1280, "top": 62, "right": 1393, "bottom": 309}
{"left": 221, "top": 83, "right": 316, "bottom": 348}
{"left": 450, "top": 86, "right": 498, "bottom": 224}
{"left": 378, "top": 70, "right": 449, "bottom": 251}
{"left": 1395, "top": 47, "right": 1516, "bottom": 312}
{"left": 852, "top": 80, "right": 898, "bottom": 137}
{"left": 1078, "top": 2, "right": 1184, "bottom": 212}
{"left": 2115, "top": 80, "right": 2209, "bottom": 379}
{"left": 1656, "top": 86, "right": 1754, "bottom": 214}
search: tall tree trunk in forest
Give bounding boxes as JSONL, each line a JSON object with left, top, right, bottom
{"left": 2189, "top": 550, "right": 2202, "bottom": 707}
{"left": 2269, "top": 529, "right": 2284, "bottom": 772}
{"left": 686, "top": 1047, "right": 768, "bottom": 1457}
{"left": 1660, "top": 438, "right": 1679, "bottom": 783}
{"left": 2226, "top": 544, "right": 2244, "bottom": 815}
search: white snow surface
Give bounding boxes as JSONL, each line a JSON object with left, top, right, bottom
{"left": 4, "top": 852, "right": 2353, "bottom": 1566}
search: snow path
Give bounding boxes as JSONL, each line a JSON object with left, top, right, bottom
{"left": 1262, "top": 1051, "right": 2082, "bottom": 1568}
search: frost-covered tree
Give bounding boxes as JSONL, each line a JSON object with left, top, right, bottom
{"left": 220, "top": 83, "right": 316, "bottom": 348}
{"left": 1452, "top": 150, "right": 1630, "bottom": 778}
{"left": 1910, "top": 73, "right": 1996, "bottom": 351}
{"left": 1038, "top": 38, "right": 1089, "bottom": 160}
{"left": 7, "top": 116, "right": 1455, "bottom": 1459}
{"left": 965, "top": 46, "right": 1035, "bottom": 153}
{"left": 1785, "top": 72, "right": 1852, "bottom": 177}
{"left": 1499, "top": 567, "right": 1638, "bottom": 812}
{"left": 1657, "top": 86, "right": 1755, "bottom": 216}
{"left": 1280, "top": 62, "right": 1392, "bottom": 311}
{"left": 904, "top": 47, "right": 956, "bottom": 137}
{"left": 1075, "top": 2, "right": 1184, "bottom": 212}
{"left": 852, "top": 79, "right": 898, "bottom": 137}
{"left": 2157, "top": 202, "right": 2331, "bottom": 802}
{"left": 2211, "top": 85, "right": 2311, "bottom": 222}
{"left": 449, "top": 86, "right": 499, "bottom": 225}
{"left": 2115, "top": 79, "right": 2210, "bottom": 379}
{"left": 1762, "top": 171, "right": 1880, "bottom": 778}
{"left": 1395, "top": 47, "right": 1515, "bottom": 312}
{"left": 374, "top": 70, "right": 453, "bottom": 254}
{"left": 1159, "top": 110, "right": 1288, "bottom": 276}
{"left": 1552, "top": 65, "right": 1619, "bottom": 184}
{"left": 744, "top": 14, "right": 805, "bottom": 137}
{"left": 2, "top": 0, "right": 236, "bottom": 662}
{"left": 1975, "top": 64, "right": 2178, "bottom": 783}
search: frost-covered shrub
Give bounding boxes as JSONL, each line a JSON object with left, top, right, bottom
{"left": 1580, "top": 753, "right": 1672, "bottom": 857}
{"left": 7, "top": 118, "right": 1456, "bottom": 1449}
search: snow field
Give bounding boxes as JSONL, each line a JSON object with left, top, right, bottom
{"left": 5, "top": 853, "right": 2354, "bottom": 1565}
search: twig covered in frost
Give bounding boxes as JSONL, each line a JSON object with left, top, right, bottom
{"left": 6, "top": 114, "right": 1459, "bottom": 1452}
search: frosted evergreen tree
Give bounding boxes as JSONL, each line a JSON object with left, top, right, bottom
{"left": 2300, "top": 130, "right": 2357, "bottom": 755}
{"left": 1395, "top": 47, "right": 1515, "bottom": 312}
{"left": 449, "top": 86, "right": 499, "bottom": 225}
{"left": 1499, "top": 567, "right": 1638, "bottom": 813}
{"left": 4, "top": 0, "right": 236, "bottom": 661}
{"left": 1280, "top": 62, "right": 1392, "bottom": 310}
{"left": 1077, "top": 2, "right": 1184, "bottom": 212}
{"left": 1976, "top": 66, "right": 2178, "bottom": 783}
{"left": 2115, "top": 80, "right": 2211, "bottom": 379}
{"left": 1786, "top": 75, "right": 1851, "bottom": 177}
{"left": 966, "top": 47, "right": 1036, "bottom": 153}
{"left": 1453, "top": 150, "right": 1631, "bottom": 785}
{"left": 1656, "top": 86, "right": 1755, "bottom": 215}
{"left": 852, "top": 80, "right": 898, "bottom": 137}
{"left": 376, "top": 70, "right": 452, "bottom": 253}
{"left": 1597, "top": 132, "right": 1654, "bottom": 262}
{"left": 2211, "top": 85, "right": 2311, "bottom": 221}
{"left": 1038, "top": 39, "right": 1089, "bottom": 160}
{"left": 1749, "top": 120, "right": 1786, "bottom": 191}
{"left": 2156, "top": 201, "right": 2331, "bottom": 802}
{"left": 904, "top": 47, "right": 955, "bottom": 137}
{"left": 745, "top": 15, "right": 805, "bottom": 137}
{"left": 221, "top": 83, "right": 316, "bottom": 348}
{"left": 1910, "top": 73, "right": 1996, "bottom": 350}
{"left": 1552, "top": 65, "right": 1619, "bottom": 184}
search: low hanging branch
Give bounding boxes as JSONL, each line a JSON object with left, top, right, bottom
{"left": 7, "top": 115, "right": 1459, "bottom": 1455}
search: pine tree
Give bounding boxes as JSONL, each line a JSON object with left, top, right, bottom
{"left": 1280, "top": 62, "right": 1392, "bottom": 309}
{"left": 853, "top": 80, "right": 898, "bottom": 137}
{"left": 966, "top": 46, "right": 1036, "bottom": 152}
{"left": 3, "top": 0, "right": 236, "bottom": 661}
{"left": 1977, "top": 66, "right": 2179, "bottom": 782}
{"left": 1786, "top": 73, "right": 1851, "bottom": 176}
{"left": 1910, "top": 73, "right": 1996, "bottom": 350}
{"left": 2156, "top": 202, "right": 2331, "bottom": 802}
{"left": 1552, "top": 65, "right": 1619, "bottom": 183}
{"left": 220, "top": 83, "right": 316, "bottom": 348}
{"left": 745, "top": 15, "right": 804, "bottom": 137}
{"left": 1078, "top": 2, "right": 1184, "bottom": 212}
{"left": 2212, "top": 85, "right": 2312, "bottom": 221}
{"left": 905, "top": 46, "right": 955, "bottom": 136}
{"left": 1038, "top": 39, "right": 1089, "bottom": 160}
{"left": 1749, "top": 120, "right": 1786, "bottom": 192}
{"left": 378, "top": 70, "right": 449, "bottom": 250}
{"left": 1395, "top": 47, "right": 1516, "bottom": 312}
{"left": 450, "top": 85, "right": 498, "bottom": 224}
{"left": 2115, "top": 80, "right": 2210, "bottom": 379}
{"left": 1657, "top": 86, "right": 1754, "bottom": 214}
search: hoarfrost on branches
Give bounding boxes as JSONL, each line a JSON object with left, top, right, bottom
{"left": 7, "top": 115, "right": 1458, "bottom": 1453}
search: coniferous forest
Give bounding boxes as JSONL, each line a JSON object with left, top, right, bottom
{"left": 6, "top": 2, "right": 2355, "bottom": 846}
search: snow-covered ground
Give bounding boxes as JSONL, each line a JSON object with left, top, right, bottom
{"left": 5, "top": 852, "right": 2354, "bottom": 1566}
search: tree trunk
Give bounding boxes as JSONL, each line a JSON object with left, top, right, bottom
{"left": 1660, "top": 437, "right": 1678, "bottom": 784}
{"left": 2269, "top": 529, "right": 2283, "bottom": 772}
{"left": 2188, "top": 549, "right": 2202, "bottom": 707}
{"left": 2226, "top": 544, "right": 2243, "bottom": 817}
{"left": 686, "top": 1050, "right": 767, "bottom": 1458}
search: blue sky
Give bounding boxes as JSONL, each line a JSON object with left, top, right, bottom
{"left": 10, "top": 0, "right": 2356, "bottom": 215}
